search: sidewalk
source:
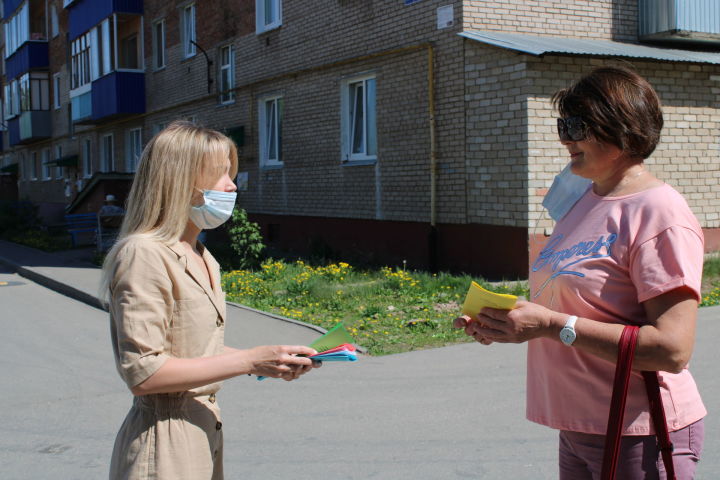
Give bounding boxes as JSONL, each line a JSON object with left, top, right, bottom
{"left": 0, "top": 239, "right": 325, "bottom": 347}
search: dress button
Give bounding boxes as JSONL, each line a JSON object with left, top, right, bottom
{"left": 215, "top": 421, "right": 222, "bottom": 431}
{"left": 216, "top": 319, "right": 222, "bottom": 327}
{"left": 209, "top": 394, "right": 216, "bottom": 403}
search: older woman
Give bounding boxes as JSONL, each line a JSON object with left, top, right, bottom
{"left": 102, "top": 122, "right": 320, "bottom": 479}
{"left": 456, "top": 66, "right": 705, "bottom": 478}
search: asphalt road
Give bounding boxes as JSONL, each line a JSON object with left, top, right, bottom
{"left": 1, "top": 265, "right": 717, "bottom": 479}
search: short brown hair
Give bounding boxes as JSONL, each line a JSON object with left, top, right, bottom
{"left": 552, "top": 66, "right": 663, "bottom": 159}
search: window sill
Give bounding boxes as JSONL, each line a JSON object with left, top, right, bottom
{"left": 260, "top": 163, "right": 283, "bottom": 171}
{"left": 341, "top": 159, "right": 377, "bottom": 167}
{"left": 152, "top": 66, "right": 167, "bottom": 73}
{"left": 217, "top": 99, "right": 236, "bottom": 107}
{"left": 256, "top": 24, "right": 282, "bottom": 35}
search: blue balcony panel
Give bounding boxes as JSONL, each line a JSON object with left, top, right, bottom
{"left": 8, "top": 120, "right": 20, "bottom": 147}
{"left": 3, "top": 0, "right": 23, "bottom": 18}
{"left": 8, "top": 111, "right": 52, "bottom": 147}
{"left": 5, "top": 42, "right": 50, "bottom": 81}
{"left": 91, "top": 71, "right": 145, "bottom": 122}
{"left": 71, "top": 90, "right": 93, "bottom": 124}
{"left": 67, "top": 0, "right": 143, "bottom": 41}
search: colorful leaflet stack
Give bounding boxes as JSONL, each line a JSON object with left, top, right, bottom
{"left": 257, "top": 323, "right": 357, "bottom": 380}
{"left": 308, "top": 343, "right": 357, "bottom": 362}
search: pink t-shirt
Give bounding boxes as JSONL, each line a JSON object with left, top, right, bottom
{"left": 527, "top": 183, "right": 706, "bottom": 435}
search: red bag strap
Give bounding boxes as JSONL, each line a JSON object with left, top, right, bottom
{"left": 642, "top": 370, "right": 676, "bottom": 479}
{"left": 601, "top": 325, "right": 639, "bottom": 480}
{"left": 600, "top": 325, "right": 676, "bottom": 480}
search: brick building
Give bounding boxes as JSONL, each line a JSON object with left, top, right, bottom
{"left": 1, "top": 0, "right": 719, "bottom": 278}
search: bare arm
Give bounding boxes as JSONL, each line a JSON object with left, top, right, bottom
{"left": 455, "top": 286, "right": 698, "bottom": 373}
{"left": 131, "top": 345, "right": 318, "bottom": 395}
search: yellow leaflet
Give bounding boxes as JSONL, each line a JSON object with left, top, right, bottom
{"left": 461, "top": 281, "right": 517, "bottom": 316}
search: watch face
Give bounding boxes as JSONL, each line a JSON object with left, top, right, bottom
{"left": 560, "top": 327, "right": 576, "bottom": 345}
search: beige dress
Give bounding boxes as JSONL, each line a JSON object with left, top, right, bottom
{"left": 108, "top": 237, "right": 227, "bottom": 480}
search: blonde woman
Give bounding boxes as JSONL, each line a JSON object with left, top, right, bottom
{"left": 103, "top": 122, "right": 319, "bottom": 479}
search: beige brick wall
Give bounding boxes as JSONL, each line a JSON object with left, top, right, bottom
{"left": 463, "top": 0, "right": 638, "bottom": 42}
{"left": 524, "top": 57, "right": 720, "bottom": 231}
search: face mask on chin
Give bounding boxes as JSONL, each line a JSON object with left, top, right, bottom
{"left": 188, "top": 190, "right": 237, "bottom": 230}
{"left": 542, "top": 162, "right": 592, "bottom": 222}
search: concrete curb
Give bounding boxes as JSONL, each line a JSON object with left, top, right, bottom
{"left": 226, "top": 301, "right": 327, "bottom": 335}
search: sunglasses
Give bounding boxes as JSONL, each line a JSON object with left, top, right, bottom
{"left": 557, "top": 116, "right": 588, "bottom": 142}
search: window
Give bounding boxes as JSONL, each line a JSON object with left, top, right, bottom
{"left": 182, "top": 4, "right": 196, "bottom": 58}
{"left": 30, "top": 152, "right": 38, "bottom": 180}
{"left": 218, "top": 45, "right": 234, "bottom": 104}
{"left": 42, "top": 149, "right": 51, "bottom": 180}
{"left": 152, "top": 20, "right": 165, "bottom": 69}
{"left": 71, "top": 32, "right": 91, "bottom": 89}
{"left": 4, "top": 72, "right": 49, "bottom": 116}
{"left": 341, "top": 75, "right": 377, "bottom": 162}
{"left": 82, "top": 138, "right": 92, "bottom": 178}
{"left": 5, "top": 3, "right": 29, "bottom": 58}
{"left": 53, "top": 73, "right": 61, "bottom": 109}
{"left": 101, "top": 134, "right": 114, "bottom": 172}
{"left": 258, "top": 95, "right": 283, "bottom": 167}
{"left": 50, "top": 5, "right": 59, "bottom": 38}
{"left": 119, "top": 34, "right": 139, "bottom": 69}
{"left": 55, "top": 145, "right": 64, "bottom": 179}
{"left": 256, "top": 0, "right": 282, "bottom": 33}
{"left": 126, "top": 128, "right": 142, "bottom": 172}
{"left": 153, "top": 122, "right": 168, "bottom": 136}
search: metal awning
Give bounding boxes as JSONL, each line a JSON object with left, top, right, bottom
{"left": 0, "top": 163, "right": 18, "bottom": 174}
{"left": 44, "top": 154, "right": 79, "bottom": 167}
{"left": 460, "top": 30, "right": 720, "bottom": 64}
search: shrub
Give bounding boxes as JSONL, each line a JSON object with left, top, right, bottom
{"left": 227, "top": 208, "right": 265, "bottom": 269}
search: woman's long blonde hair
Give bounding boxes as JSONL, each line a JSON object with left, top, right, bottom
{"left": 100, "top": 121, "right": 238, "bottom": 300}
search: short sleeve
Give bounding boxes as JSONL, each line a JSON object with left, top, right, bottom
{"left": 630, "top": 225, "right": 704, "bottom": 303}
{"left": 109, "top": 240, "right": 173, "bottom": 388}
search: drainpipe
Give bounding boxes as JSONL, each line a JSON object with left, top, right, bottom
{"left": 427, "top": 44, "right": 438, "bottom": 273}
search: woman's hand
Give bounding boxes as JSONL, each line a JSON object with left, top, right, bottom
{"left": 248, "top": 345, "right": 321, "bottom": 381}
{"left": 455, "top": 301, "right": 559, "bottom": 345}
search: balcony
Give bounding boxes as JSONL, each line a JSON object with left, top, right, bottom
{"left": 8, "top": 111, "right": 51, "bottom": 146}
{"left": 5, "top": 41, "right": 49, "bottom": 81}
{"left": 71, "top": 90, "right": 93, "bottom": 124}
{"left": 639, "top": 0, "right": 720, "bottom": 45}
{"left": 91, "top": 71, "right": 145, "bottom": 122}
{"left": 3, "top": 0, "right": 24, "bottom": 17}
{"left": 66, "top": 0, "right": 143, "bottom": 40}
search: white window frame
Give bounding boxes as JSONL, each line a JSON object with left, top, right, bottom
{"left": 53, "top": 73, "right": 61, "bottom": 109}
{"left": 182, "top": 4, "right": 196, "bottom": 58}
{"left": 41, "top": 148, "right": 51, "bottom": 180}
{"left": 55, "top": 145, "right": 64, "bottom": 179}
{"left": 101, "top": 133, "right": 114, "bottom": 172}
{"left": 126, "top": 127, "right": 142, "bottom": 172}
{"left": 218, "top": 44, "right": 234, "bottom": 104}
{"left": 82, "top": 138, "right": 92, "bottom": 178}
{"left": 341, "top": 74, "right": 377, "bottom": 163}
{"left": 152, "top": 19, "right": 166, "bottom": 70}
{"left": 258, "top": 94, "right": 283, "bottom": 168}
{"left": 50, "top": 5, "right": 59, "bottom": 38}
{"left": 256, "top": 0, "right": 282, "bottom": 34}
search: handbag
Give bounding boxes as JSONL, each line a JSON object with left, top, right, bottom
{"left": 601, "top": 325, "right": 676, "bottom": 480}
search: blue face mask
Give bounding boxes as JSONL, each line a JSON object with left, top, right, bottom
{"left": 189, "top": 190, "right": 237, "bottom": 230}
{"left": 542, "top": 163, "right": 592, "bottom": 221}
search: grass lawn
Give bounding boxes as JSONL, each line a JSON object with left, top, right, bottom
{"left": 222, "top": 260, "right": 527, "bottom": 355}
{"left": 222, "top": 255, "right": 720, "bottom": 356}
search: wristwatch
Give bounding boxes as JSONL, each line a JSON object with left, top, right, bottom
{"left": 559, "top": 315, "right": 578, "bottom": 346}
